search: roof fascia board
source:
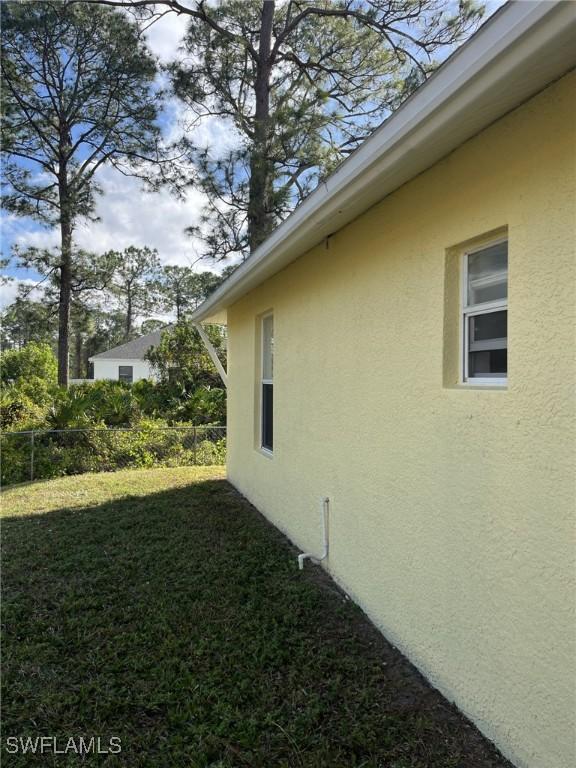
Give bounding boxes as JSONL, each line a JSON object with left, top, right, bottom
{"left": 192, "top": 0, "right": 576, "bottom": 323}
{"left": 88, "top": 357, "right": 150, "bottom": 362}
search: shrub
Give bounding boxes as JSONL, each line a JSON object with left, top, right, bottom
{"left": 0, "top": 342, "right": 57, "bottom": 385}
{"left": 0, "top": 363, "right": 227, "bottom": 485}
{"left": 52, "top": 380, "right": 141, "bottom": 428}
{"left": 195, "top": 437, "right": 227, "bottom": 465}
{"left": 0, "top": 392, "right": 28, "bottom": 430}
{"left": 0, "top": 432, "right": 32, "bottom": 485}
{"left": 0, "top": 386, "right": 47, "bottom": 430}
{"left": 169, "top": 386, "right": 226, "bottom": 425}
{"left": 91, "top": 385, "right": 141, "bottom": 427}
{"left": 0, "top": 421, "right": 226, "bottom": 487}
{"left": 46, "top": 389, "right": 95, "bottom": 430}
{"left": 131, "top": 378, "right": 163, "bottom": 415}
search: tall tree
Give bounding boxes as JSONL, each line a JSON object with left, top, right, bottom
{"left": 106, "top": 246, "right": 161, "bottom": 339}
{"left": 10, "top": 244, "right": 119, "bottom": 372}
{"left": 81, "top": 0, "right": 483, "bottom": 259}
{"left": 83, "top": 308, "right": 129, "bottom": 372}
{"left": 0, "top": 341, "right": 58, "bottom": 385}
{"left": 140, "top": 318, "right": 169, "bottom": 336}
{"left": 156, "top": 265, "right": 220, "bottom": 321}
{"left": 1, "top": 1, "right": 168, "bottom": 385}
{"left": 0, "top": 296, "right": 57, "bottom": 351}
{"left": 145, "top": 320, "right": 226, "bottom": 389}
{"left": 69, "top": 299, "right": 99, "bottom": 378}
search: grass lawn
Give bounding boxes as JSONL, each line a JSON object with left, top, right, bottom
{"left": 2, "top": 467, "right": 512, "bottom": 767}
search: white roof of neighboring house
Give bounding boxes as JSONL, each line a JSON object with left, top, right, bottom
{"left": 89, "top": 330, "right": 165, "bottom": 362}
{"left": 190, "top": 0, "right": 576, "bottom": 325}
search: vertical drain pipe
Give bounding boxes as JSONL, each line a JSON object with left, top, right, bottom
{"left": 298, "top": 497, "right": 329, "bottom": 570}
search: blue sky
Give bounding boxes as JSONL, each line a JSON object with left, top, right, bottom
{"left": 0, "top": 0, "right": 507, "bottom": 309}
{"left": 0, "top": 10, "right": 221, "bottom": 309}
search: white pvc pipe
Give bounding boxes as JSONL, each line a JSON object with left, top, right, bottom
{"left": 298, "top": 497, "right": 329, "bottom": 570}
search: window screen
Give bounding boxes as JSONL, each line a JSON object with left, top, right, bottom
{"left": 118, "top": 365, "right": 133, "bottom": 383}
{"left": 463, "top": 241, "right": 508, "bottom": 383}
{"left": 261, "top": 314, "right": 274, "bottom": 451}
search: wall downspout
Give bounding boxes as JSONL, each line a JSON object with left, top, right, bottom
{"left": 194, "top": 322, "right": 228, "bottom": 388}
{"left": 298, "top": 497, "right": 330, "bottom": 570}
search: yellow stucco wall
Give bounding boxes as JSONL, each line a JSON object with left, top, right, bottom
{"left": 226, "top": 72, "right": 576, "bottom": 768}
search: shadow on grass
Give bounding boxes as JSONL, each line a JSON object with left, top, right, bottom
{"left": 2, "top": 479, "right": 512, "bottom": 768}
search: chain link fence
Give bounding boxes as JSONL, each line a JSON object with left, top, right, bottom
{"left": 1, "top": 426, "right": 226, "bottom": 487}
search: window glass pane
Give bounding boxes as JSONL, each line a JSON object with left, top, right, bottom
{"left": 262, "top": 315, "right": 274, "bottom": 380}
{"left": 469, "top": 310, "right": 507, "bottom": 350}
{"left": 467, "top": 241, "right": 508, "bottom": 305}
{"left": 119, "top": 365, "right": 133, "bottom": 383}
{"left": 469, "top": 348, "right": 507, "bottom": 378}
{"left": 262, "top": 383, "right": 273, "bottom": 450}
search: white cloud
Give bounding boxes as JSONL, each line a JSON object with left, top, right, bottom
{"left": 13, "top": 228, "right": 60, "bottom": 251}
{"left": 144, "top": 10, "right": 188, "bottom": 63}
{"left": 0, "top": 278, "right": 45, "bottom": 310}
{"left": 164, "top": 95, "right": 243, "bottom": 159}
{"left": 143, "top": 11, "right": 243, "bottom": 159}
{"left": 0, "top": 281, "right": 20, "bottom": 309}
{"left": 77, "top": 168, "right": 207, "bottom": 265}
{"left": 14, "top": 165, "right": 208, "bottom": 268}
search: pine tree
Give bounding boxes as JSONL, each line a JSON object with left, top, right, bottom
{"left": 2, "top": 1, "right": 169, "bottom": 384}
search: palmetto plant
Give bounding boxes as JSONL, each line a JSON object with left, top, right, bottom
{"left": 92, "top": 386, "right": 141, "bottom": 427}
{"left": 47, "top": 389, "right": 94, "bottom": 431}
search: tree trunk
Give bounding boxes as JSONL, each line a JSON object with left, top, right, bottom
{"left": 57, "top": 118, "right": 74, "bottom": 388}
{"left": 248, "top": 0, "right": 275, "bottom": 252}
{"left": 74, "top": 329, "right": 83, "bottom": 378}
{"left": 126, "top": 289, "right": 133, "bottom": 339}
{"left": 84, "top": 346, "right": 92, "bottom": 380}
{"left": 57, "top": 201, "right": 72, "bottom": 387}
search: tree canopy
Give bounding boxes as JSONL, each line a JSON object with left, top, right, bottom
{"left": 0, "top": 342, "right": 58, "bottom": 385}
{"left": 155, "top": 266, "right": 221, "bottom": 321}
{"left": 1, "top": 0, "right": 172, "bottom": 384}
{"left": 1, "top": 297, "right": 57, "bottom": 350}
{"left": 146, "top": 321, "right": 226, "bottom": 389}
{"left": 83, "top": 0, "right": 484, "bottom": 260}
{"left": 105, "top": 246, "right": 161, "bottom": 340}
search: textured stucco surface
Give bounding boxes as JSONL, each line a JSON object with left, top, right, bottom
{"left": 92, "top": 359, "right": 157, "bottom": 383}
{"left": 225, "top": 73, "right": 576, "bottom": 768}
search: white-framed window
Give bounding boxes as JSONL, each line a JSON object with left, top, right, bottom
{"left": 462, "top": 239, "right": 508, "bottom": 385}
{"left": 118, "top": 365, "right": 133, "bottom": 384}
{"left": 260, "top": 313, "right": 274, "bottom": 452}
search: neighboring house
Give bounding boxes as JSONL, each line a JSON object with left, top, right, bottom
{"left": 89, "top": 331, "right": 164, "bottom": 383}
{"left": 190, "top": 4, "right": 576, "bottom": 768}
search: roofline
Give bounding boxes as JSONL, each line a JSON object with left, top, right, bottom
{"left": 88, "top": 357, "right": 154, "bottom": 363}
{"left": 88, "top": 329, "right": 169, "bottom": 361}
{"left": 191, "top": 0, "right": 576, "bottom": 324}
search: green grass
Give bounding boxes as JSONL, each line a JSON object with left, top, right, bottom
{"left": 2, "top": 468, "right": 512, "bottom": 767}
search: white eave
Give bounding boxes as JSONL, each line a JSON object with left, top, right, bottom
{"left": 192, "top": 0, "right": 576, "bottom": 324}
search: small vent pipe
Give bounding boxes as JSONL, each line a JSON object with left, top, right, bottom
{"left": 298, "top": 497, "right": 329, "bottom": 570}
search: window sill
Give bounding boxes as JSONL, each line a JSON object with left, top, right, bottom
{"left": 258, "top": 446, "right": 274, "bottom": 459}
{"left": 458, "top": 379, "right": 507, "bottom": 390}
